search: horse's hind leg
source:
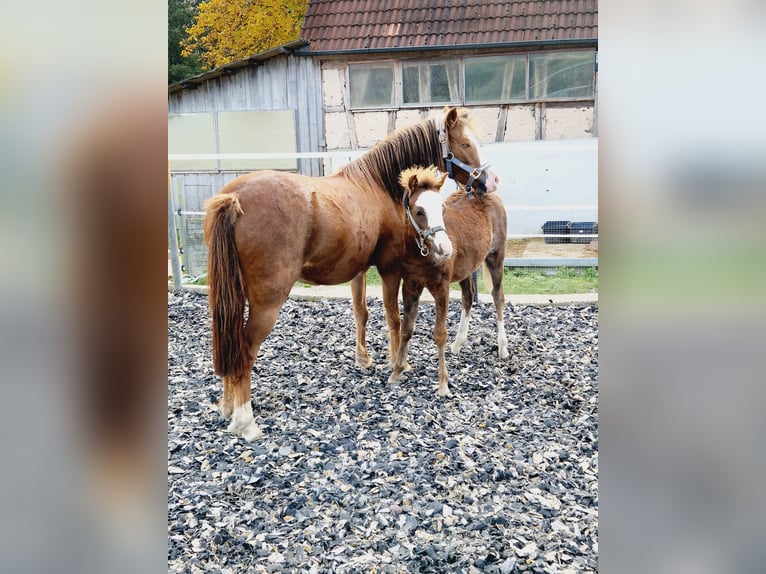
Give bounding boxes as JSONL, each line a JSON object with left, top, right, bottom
{"left": 227, "top": 299, "right": 284, "bottom": 441}
{"left": 351, "top": 271, "right": 373, "bottom": 368}
{"left": 451, "top": 277, "right": 474, "bottom": 355}
{"left": 485, "top": 252, "right": 509, "bottom": 360}
{"left": 219, "top": 377, "right": 235, "bottom": 419}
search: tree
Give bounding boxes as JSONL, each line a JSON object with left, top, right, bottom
{"left": 169, "top": 0, "right": 204, "bottom": 84}
{"left": 181, "top": 0, "right": 308, "bottom": 71}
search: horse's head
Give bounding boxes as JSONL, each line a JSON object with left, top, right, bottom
{"left": 440, "top": 106, "right": 500, "bottom": 196}
{"left": 399, "top": 166, "right": 453, "bottom": 259}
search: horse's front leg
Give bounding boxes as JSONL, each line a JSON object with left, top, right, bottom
{"left": 485, "top": 252, "right": 509, "bottom": 360}
{"left": 451, "top": 276, "right": 474, "bottom": 355}
{"left": 432, "top": 283, "right": 452, "bottom": 398}
{"left": 351, "top": 271, "right": 373, "bottom": 368}
{"left": 389, "top": 280, "right": 422, "bottom": 384}
{"left": 380, "top": 272, "right": 404, "bottom": 368}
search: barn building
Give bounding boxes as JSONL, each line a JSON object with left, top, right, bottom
{"left": 169, "top": 0, "right": 598, "bottom": 276}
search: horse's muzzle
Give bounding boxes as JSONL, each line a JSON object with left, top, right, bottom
{"left": 431, "top": 232, "right": 453, "bottom": 259}
{"left": 483, "top": 169, "right": 500, "bottom": 193}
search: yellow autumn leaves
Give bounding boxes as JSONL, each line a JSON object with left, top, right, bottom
{"left": 181, "top": 0, "right": 308, "bottom": 70}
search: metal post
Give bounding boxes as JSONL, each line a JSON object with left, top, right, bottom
{"left": 167, "top": 164, "right": 183, "bottom": 290}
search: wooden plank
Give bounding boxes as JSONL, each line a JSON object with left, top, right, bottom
{"left": 167, "top": 167, "right": 183, "bottom": 290}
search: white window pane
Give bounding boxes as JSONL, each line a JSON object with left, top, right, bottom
{"left": 529, "top": 50, "right": 595, "bottom": 100}
{"left": 465, "top": 55, "right": 526, "bottom": 103}
{"left": 349, "top": 64, "right": 394, "bottom": 108}
{"left": 402, "top": 62, "right": 459, "bottom": 105}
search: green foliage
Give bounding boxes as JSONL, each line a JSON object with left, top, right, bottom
{"left": 489, "top": 266, "right": 599, "bottom": 295}
{"left": 169, "top": 0, "right": 203, "bottom": 83}
{"left": 367, "top": 266, "right": 598, "bottom": 295}
{"left": 181, "top": 0, "right": 308, "bottom": 71}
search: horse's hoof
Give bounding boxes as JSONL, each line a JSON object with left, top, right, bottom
{"left": 227, "top": 406, "right": 263, "bottom": 441}
{"left": 240, "top": 423, "right": 263, "bottom": 442}
{"left": 403, "top": 362, "right": 412, "bottom": 372}
{"left": 436, "top": 386, "right": 453, "bottom": 398}
{"left": 228, "top": 419, "right": 263, "bottom": 441}
{"left": 450, "top": 342, "right": 463, "bottom": 355}
{"left": 356, "top": 357, "right": 374, "bottom": 369}
{"left": 218, "top": 401, "right": 233, "bottom": 420}
{"left": 388, "top": 373, "right": 402, "bottom": 384}
{"left": 498, "top": 348, "right": 510, "bottom": 360}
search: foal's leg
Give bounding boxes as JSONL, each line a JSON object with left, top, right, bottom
{"left": 389, "top": 281, "right": 422, "bottom": 384}
{"left": 432, "top": 284, "right": 452, "bottom": 398}
{"left": 485, "top": 253, "right": 509, "bottom": 360}
{"left": 451, "top": 276, "right": 474, "bottom": 355}
{"left": 227, "top": 299, "right": 284, "bottom": 441}
{"left": 351, "top": 271, "right": 373, "bottom": 368}
{"left": 380, "top": 273, "right": 404, "bottom": 368}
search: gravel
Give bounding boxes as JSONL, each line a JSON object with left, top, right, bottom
{"left": 168, "top": 290, "right": 598, "bottom": 573}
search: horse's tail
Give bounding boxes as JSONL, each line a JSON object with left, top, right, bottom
{"left": 204, "top": 192, "right": 249, "bottom": 378}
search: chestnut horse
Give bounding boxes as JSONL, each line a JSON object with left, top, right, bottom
{"left": 354, "top": 166, "right": 508, "bottom": 398}
{"left": 204, "top": 107, "right": 499, "bottom": 440}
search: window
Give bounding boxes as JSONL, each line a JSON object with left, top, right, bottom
{"left": 402, "top": 61, "right": 460, "bottom": 105}
{"left": 529, "top": 51, "right": 595, "bottom": 100}
{"left": 465, "top": 55, "right": 526, "bottom": 103}
{"left": 348, "top": 63, "right": 395, "bottom": 108}
{"left": 345, "top": 50, "right": 595, "bottom": 109}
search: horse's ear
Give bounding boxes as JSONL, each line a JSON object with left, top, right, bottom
{"left": 437, "top": 172, "right": 448, "bottom": 188}
{"left": 402, "top": 185, "right": 411, "bottom": 207}
{"left": 407, "top": 173, "right": 420, "bottom": 193}
{"left": 444, "top": 107, "right": 458, "bottom": 129}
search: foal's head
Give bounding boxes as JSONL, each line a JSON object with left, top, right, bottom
{"left": 399, "top": 166, "right": 453, "bottom": 258}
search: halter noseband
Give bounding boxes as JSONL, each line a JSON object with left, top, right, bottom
{"left": 438, "top": 123, "right": 491, "bottom": 198}
{"left": 403, "top": 192, "right": 445, "bottom": 257}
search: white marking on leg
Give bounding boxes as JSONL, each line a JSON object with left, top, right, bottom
{"left": 497, "top": 319, "right": 509, "bottom": 360}
{"left": 227, "top": 401, "right": 263, "bottom": 441}
{"left": 451, "top": 308, "right": 472, "bottom": 354}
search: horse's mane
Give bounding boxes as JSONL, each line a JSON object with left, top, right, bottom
{"left": 338, "top": 118, "right": 443, "bottom": 201}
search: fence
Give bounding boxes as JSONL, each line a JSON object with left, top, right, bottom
{"left": 168, "top": 139, "right": 597, "bottom": 285}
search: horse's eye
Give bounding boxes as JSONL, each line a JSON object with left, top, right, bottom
{"left": 461, "top": 143, "right": 471, "bottom": 149}
{"left": 415, "top": 209, "right": 425, "bottom": 217}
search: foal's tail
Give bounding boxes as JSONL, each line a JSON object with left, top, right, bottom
{"left": 204, "top": 192, "right": 249, "bottom": 378}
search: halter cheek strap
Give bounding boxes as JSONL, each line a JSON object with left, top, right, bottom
{"left": 438, "top": 124, "right": 491, "bottom": 198}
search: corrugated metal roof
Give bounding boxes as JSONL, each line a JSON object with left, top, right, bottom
{"left": 300, "top": 0, "right": 597, "bottom": 52}
{"left": 168, "top": 39, "right": 309, "bottom": 94}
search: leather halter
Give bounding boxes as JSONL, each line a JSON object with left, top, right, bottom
{"left": 438, "top": 122, "right": 491, "bottom": 198}
{"left": 403, "top": 190, "right": 445, "bottom": 257}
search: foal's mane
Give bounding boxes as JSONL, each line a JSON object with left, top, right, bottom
{"left": 338, "top": 119, "right": 443, "bottom": 202}
{"left": 399, "top": 165, "right": 445, "bottom": 190}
